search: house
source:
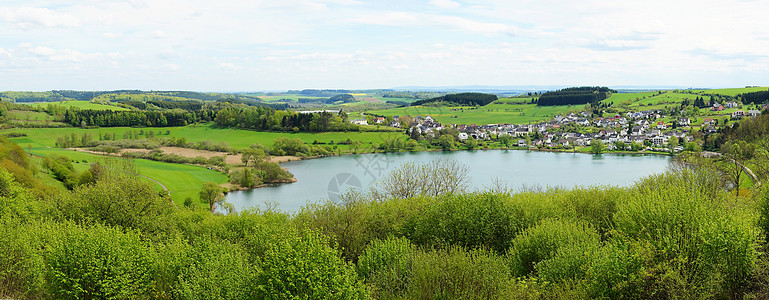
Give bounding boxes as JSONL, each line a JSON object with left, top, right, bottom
{"left": 514, "top": 126, "right": 531, "bottom": 137}
{"left": 712, "top": 103, "right": 724, "bottom": 111}
{"left": 703, "top": 118, "right": 715, "bottom": 126}
{"left": 731, "top": 111, "right": 746, "bottom": 119}
{"left": 350, "top": 119, "right": 368, "bottom": 125}
{"left": 656, "top": 122, "right": 667, "bottom": 129}
{"left": 724, "top": 101, "right": 738, "bottom": 108}
{"left": 517, "top": 139, "right": 527, "bottom": 147}
{"left": 678, "top": 117, "right": 691, "bottom": 126}
{"left": 457, "top": 132, "right": 469, "bottom": 141}
{"left": 749, "top": 110, "right": 761, "bottom": 117}
{"left": 705, "top": 126, "right": 717, "bottom": 134}
{"left": 652, "top": 135, "right": 667, "bottom": 146}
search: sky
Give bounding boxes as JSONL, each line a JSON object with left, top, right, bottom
{"left": 1, "top": 0, "right": 768, "bottom": 91}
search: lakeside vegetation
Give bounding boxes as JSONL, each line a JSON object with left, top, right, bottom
{"left": 1, "top": 86, "right": 769, "bottom": 298}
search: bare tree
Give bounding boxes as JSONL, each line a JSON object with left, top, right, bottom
{"left": 371, "top": 159, "right": 469, "bottom": 200}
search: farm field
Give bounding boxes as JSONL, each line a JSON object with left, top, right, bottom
{"left": 21, "top": 100, "right": 129, "bottom": 111}
{"left": 368, "top": 102, "right": 579, "bottom": 125}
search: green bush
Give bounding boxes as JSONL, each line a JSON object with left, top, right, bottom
{"left": 614, "top": 169, "right": 760, "bottom": 298}
{"left": 357, "top": 237, "right": 415, "bottom": 298}
{"left": 271, "top": 137, "right": 309, "bottom": 156}
{"left": 507, "top": 218, "right": 600, "bottom": 278}
{"left": 44, "top": 223, "right": 158, "bottom": 299}
{"left": 407, "top": 246, "right": 510, "bottom": 299}
{"left": 170, "top": 238, "right": 256, "bottom": 300}
{"left": 404, "top": 192, "right": 518, "bottom": 253}
{"left": 256, "top": 230, "right": 368, "bottom": 298}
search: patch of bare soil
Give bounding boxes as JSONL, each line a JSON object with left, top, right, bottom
{"left": 114, "top": 146, "right": 302, "bottom": 165}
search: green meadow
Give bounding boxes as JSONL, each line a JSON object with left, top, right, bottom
{"left": 369, "top": 101, "right": 579, "bottom": 125}
{"left": 4, "top": 123, "right": 406, "bottom": 204}
{"left": 690, "top": 86, "right": 769, "bottom": 96}
{"left": 21, "top": 100, "right": 129, "bottom": 111}
{"left": 602, "top": 92, "right": 661, "bottom": 105}
{"left": 3, "top": 123, "right": 405, "bottom": 149}
{"left": 6, "top": 110, "right": 52, "bottom": 121}
{"left": 18, "top": 141, "right": 229, "bottom": 205}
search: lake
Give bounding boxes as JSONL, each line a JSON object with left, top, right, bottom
{"left": 225, "top": 150, "right": 671, "bottom": 213}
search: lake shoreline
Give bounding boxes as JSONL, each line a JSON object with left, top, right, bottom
{"left": 226, "top": 149, "right": 672, "bottom": 213}
{"left": 230, "top": 147, "right": 673, "bottom": 192}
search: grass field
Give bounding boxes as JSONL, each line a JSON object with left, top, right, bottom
{"left": 4, "top": 123, "right": 406, "bottom": 204}
{"left": 21, "top": 101, "right": 129, "bottom": 111}
{"left": 6, "top": 110, "right": 52, "bottom": 121}
{"left": 690, "top": 87, "right": 769, "bottom": 96}
{"left": 368, "top": 102, "right": 579, "bottom": 125}
{"left": 257, "top": 94, "right": 327, "bottom": 102}
{"left": 2, "top": 123, "right": 403, "bottom": 149}
{"left": 603, "top": 92, "right": 662, "bottom": 105}
{"left": 21, "top": 145, "right": 227, "bottom": 205}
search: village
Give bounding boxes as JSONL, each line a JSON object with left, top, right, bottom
{"left": 354, "top": 103, "right": 767, "bottom": 153}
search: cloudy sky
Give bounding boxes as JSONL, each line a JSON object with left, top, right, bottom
{"left": 1, "top": 0, "right": 768, "bottom": 91}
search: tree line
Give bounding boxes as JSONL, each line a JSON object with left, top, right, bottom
{"left": 740, "top": 90, "right": 769, "bottom": 105}
{"left": 536, "top": 86, "right": 615, "bottom": 106}
{"left": 411, "top": 92, "right": 498, "bottom": 106}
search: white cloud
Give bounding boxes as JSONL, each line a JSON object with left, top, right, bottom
{"left": 152, "top": 30, "right": 168, "bottom": 38}
{"left": 429, "top": 0, "right": 461, "bottom": 9}
{"left": 350, "top": 11, "right": 518, "bottom": 36}
{"left": 0, "top": 6, "right": 82, "bottom": 29}
{"left": 165, "top": 63, "right": 181, "bottom": 71}
{"left": 103, "top": 32, "right": 122, "bottom": 39}
{"left": 158, "top": 49, "right": 180, "bottom": 59}
{"left": 29, "top": 46, "right": 56, "bottom": 57}
{"left": 219, "top": 62, "right": 243, "bottom": 71}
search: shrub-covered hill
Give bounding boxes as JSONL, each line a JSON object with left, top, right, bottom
{"left": 537, "top": 86, "right": 615, "bottom": 106}
{"left": 411, "top": 92, "right": 498, "bottom": 106}
{"left": 1, "top": 137, "right": 769, "bottom": 299}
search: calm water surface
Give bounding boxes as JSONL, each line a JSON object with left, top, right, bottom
{"left": 226, "top": 150, "right": 671, "bottom": 213}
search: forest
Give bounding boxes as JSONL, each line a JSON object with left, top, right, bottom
{"left": 411, "top": 92, "right": 498, "bottom": 106}
{"left": 536, "top": 86, "right": 615, "bottom": 106}
{"left": 740, "top": 90, "right": 769, "bottom": 105}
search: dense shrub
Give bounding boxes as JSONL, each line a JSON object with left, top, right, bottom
{"left": 507, "top": 218, "right": 601, "bottom": 278}
{"left": 614, "top": 169, "right": 760, "bottom": 298}
{"left": 44, "top": 223, "right": 158, "bottom": 299}
{"left": 170, "top": 238, "right": 256, "bottom": 299}
{"left": 406, "top": 246, "right": 511, "bottom": 299}
{"left": 256, "top": 230, "right": 368, "bottom": 298}
{"left": 357, "top": 237, "right": 415, "bottom": 298}
{"left": 271, "top": 137, "right": 309, "bottom": 156}
{"left": 404, "top": 192, "right": 518, "bottom": 253}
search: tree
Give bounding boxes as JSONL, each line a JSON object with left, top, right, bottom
{"left": 241, "top": 147, "right": 266, "bottom": 166}
{"left": 465, "top": 138, "right": 478, "bottom": 150}
{"left": 498, "top": 134, "right": 513, "bottom": 148}
{"left": 200, "top": 182, "right": 226, "bottom": 213}
{"left": 351, "top": 140, "right": 362, "bottom": 153}
{"left": 668, "top": 137, "right": 679, "bottom": 152}
{"left": 438, "top": 134, "right": 455, "bottom": 151}
{"left": 371, "top": 159, "right": 469, "bottom": 200}
{"left": 720, "top": 141, "right": 756, "bottom": 196}
{"left": 590, "top": 140, "right": 606, "bottom": 154}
